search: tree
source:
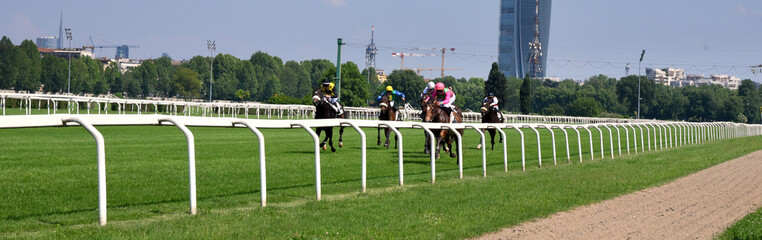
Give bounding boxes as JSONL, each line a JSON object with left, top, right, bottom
{"left": 519, "top": 74, "right": 532, "bottom": 114}
{"left": 738, "top": 79, "right": 759, "bottom": 123}
{"left": 384, "top": 69, "right": 425, "bottom": 107}
{"left": 172, "top": 67, "right": 201, "bottom": 100}
{"left": 40, "top": 55, "right": 67, "bottom": 93}
{"left": 280, "top": 60, "right": 310, "bottom": 98}
{"left": 259, "top": 73, "right": 281, "bottom": 101}
{"left": 567, "top": 97, "right": 602, "bottom": 117}
{"left": 212, "top": 54, "right": 241, "bottom": 100}
{"left": 17, "top": 40, "right": 41, "bottom": 92}
{"left": 485, "top": 62, "right": 508, "bottom": 109}
{"left": 235, "top": 89, "right": 250, "bottom": 102}
{"left": 0, "top": 36, "right": 18, "bottom": 90}
{"left": 454, "top": 77, "right": 485, "bottom": 111}
{"left": 104, "top": 62, "right": 122, "bottom": 94}
{"left": 153, "top": 56, "right": 174, "bottom": 97}
{"left": 541, "top": 103, "right": 564, "bottom": 116}
{"left": 236, "top": 61, "right": 258, "bottom": 99}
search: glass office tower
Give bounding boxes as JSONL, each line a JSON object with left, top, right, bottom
{"left": 498, "top": 0, "right": 552, "bottom": 78}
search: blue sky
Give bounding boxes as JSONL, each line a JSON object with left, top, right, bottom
{"left": 2, "top": 0, "right": 761, "bottom": 82}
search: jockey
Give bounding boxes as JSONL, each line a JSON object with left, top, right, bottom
{"left": 482, "top": 92, "right": 504, "bottom": 122}
{"left": 376, "top": 85, "right": 406, "bottom": 111}
{"left": 420, "top": 81, "right": 436, "bottom": 103}
{"left": 430, "top": 82, "right": 457, "bottom": 122}
{"left": 320, "top": 78, "right": 343, "bottom": 115}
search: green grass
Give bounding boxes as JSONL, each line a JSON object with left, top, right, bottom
{"left": 716, "top": 207, "right": 762, "bottom": 240}
{"left": 0, "top": 122, "right": 748, "bottom": 239}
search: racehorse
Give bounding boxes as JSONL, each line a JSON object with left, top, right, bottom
{"left": 478, "top": 96, "right": 504, "bottom": 150}
{"left": 377, "top": 92, "right": 399, "bottom": 149}
{"left": 311, "top": 88, "right": 345, "bottom": 152}
{"left": 421, "top": 97, "right": 464, "bottom": 159}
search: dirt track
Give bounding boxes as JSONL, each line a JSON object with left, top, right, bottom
{"left": 475, "top": 151, "right": 762, "bottom": 240}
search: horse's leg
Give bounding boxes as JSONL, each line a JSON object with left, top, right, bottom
{"left": 489, "top": 128, "right": 496, "bottom": 150}
{"left": 328, "top": 127, "right": 336, "bottom": 152}
{"left": 477, "top": 128, "right": 483, "bottom": 149}
{"left": 384, "top": 127, "right": 391, "bottom": 149}
{"left": 377, "top": 127, "right": 382, "bottom": 145}
{"left": 338, "top": 126, "right": 344, "bottom": 148}
{"left": 394, "top": 132, "right": 399, "bottom": 149}
{"left": 424, "top": 132, "right": 430, "bottom": 154}
{"left": 317, "top": 127, "right": 328, "bottom": 150}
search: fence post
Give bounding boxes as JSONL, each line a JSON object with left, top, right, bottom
{"left": 541, "top": 125, "right": 557, "bottom": 165}
{"left": 570, "top": 127, "right": 583, "bottom": 162}
{"left": 444, "top": 125, "right": 464, "bottom": 179}
{"left": 291, "top": 123, "right": 322, "bottom": 200}
{"left": 489, "top": 126, "right": 509, "bottom": 171}
{"left": 593, "top": 125, "right": 604, "bottom": 159}
{"left": 558, "top": 127, "right": 571, "bottom": 163}
{"left": 529, "top": 126, "right": 542, "bottom": 168}
{"left": 510, "top": 125, "right": 527, "bottom": 170}
{"left": 584, "top": 126, "right": 594, "bottom": 160}
{"left": 158, "top": 118, "right": 198, "bottom": 215}
{"left": 466, "top": 125, "right": 487, "bottom": 177}
{"left": 61, "top": 116, "right": 107, "bottom": 226}
{"left": 604, "top": 125, "right": 614, "bottom": 158}
{"left": 232, "top": 121, "right": 267, "bottom": 207}
{"left": 380, "top": 123, "right": 404, "bottom": 186}
{"left": 412, "top": 124, "right": 437, "bottom": 183}
{"left": 341, "top": 121, "right": 367, "bottom": 193}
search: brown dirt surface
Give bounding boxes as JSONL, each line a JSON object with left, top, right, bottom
{"left": 475, "top": 151, "right": 762, "bottom": 240}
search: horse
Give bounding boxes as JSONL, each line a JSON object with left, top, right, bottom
{"left": 377, "top": 92, "right": 399, "bottom": 149}
{"left": 311, "top": 88, "right": 345, "bottom": 152}
{"left": 477, "top": 96, "right": 504, "bottom": 150}
{"left": 421, "top": 97, "right": 464, "bottom": 159}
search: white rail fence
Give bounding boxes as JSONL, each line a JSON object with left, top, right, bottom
{"left": 0, "top": 114, "right": 758, "bottom": 226}
{"left": 2, "top": 93, "right": 657, "bottom": 124}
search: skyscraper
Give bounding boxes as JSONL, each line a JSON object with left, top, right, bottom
{"left": 498, "top": 0, "right": 552, "bottom": 78}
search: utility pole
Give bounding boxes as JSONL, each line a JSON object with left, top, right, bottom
{"left": 638, "top": 50, "right": 645, "bottom": 119}
{"left": 207, "top": 40, "right": 216, "bottom": 102}
{"left": 335, "top": 38, "right": 344, "bottom": 101}
{"left": 66, "top": 28, "right": 72, "bottom": 95}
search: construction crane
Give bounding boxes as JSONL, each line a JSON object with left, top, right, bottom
{"left": 392, "top": 52, "right": 436, "bottom": 69}
{"left": 407, "top": 65, "right": 464, "bottom": 77}
{"left": 406, "top": 47, "right": 456, "bottom": 77}
{"left": 88, "top": 36, "right": 140, "bottom": 59}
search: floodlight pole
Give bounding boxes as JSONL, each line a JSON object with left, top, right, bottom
{"left": 335, "top": 38, "right": 344, "bottom": 101}
{"left": 66, "top": 28, "right": 72, "bottom": 95}
{"left": 208, "top": 40, "right": 216, "bottom": 102}
{"left": 638, "top": 50, "right": 645, "bottom": 119}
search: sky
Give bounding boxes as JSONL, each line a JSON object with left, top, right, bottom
{"left": 2, "top": 0, "right": 762, "bottom": 82}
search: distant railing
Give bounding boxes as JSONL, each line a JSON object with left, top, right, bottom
{"left": 1, "top": 93, "right": 662, "bottom": 124}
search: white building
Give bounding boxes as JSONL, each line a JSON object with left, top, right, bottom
{"left": 646, "top": 68, "right": 684, "bottom": 86}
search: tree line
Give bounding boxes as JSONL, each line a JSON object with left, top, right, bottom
{"left": 485, "top": 62, "right": 761, "bottom": 123}
{"left": 1, "top": 36, "right": 759, "bottom": 123}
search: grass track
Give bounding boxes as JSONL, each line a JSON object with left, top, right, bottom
{"left": 0, "top": 122, "right": 741, "bottom": 239}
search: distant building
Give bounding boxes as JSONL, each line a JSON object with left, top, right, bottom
{"left": 38, "top": 47, "right": 94, "bottom": 59}
{"left": 376, "top": 69, "right": 388, "bottom": 83}
{"left": 646, "top": 67, "right": 685, "bottom": 86}
{"left": 116, "top": 58, "right": 141, "bottom": 73}
{"left": 647, "top": 70, "right": 742, "bottom": 90}
{"left": 36, "top": 37, "right": 59, "bottom": 49}
{"left": 498, "top": 0, "right": 552, "bottom": 78}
